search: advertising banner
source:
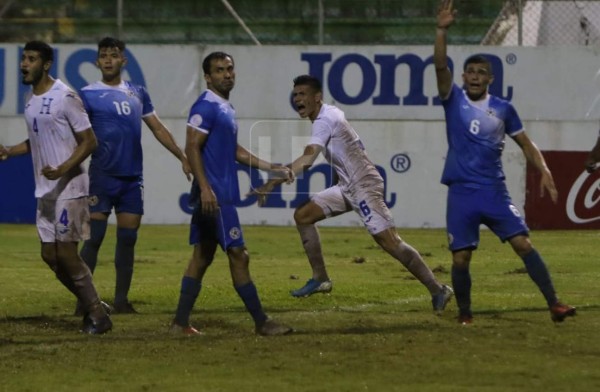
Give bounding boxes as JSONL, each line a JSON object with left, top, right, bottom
{"left": 525, "top": 151, "right": 600, "bottom": 229}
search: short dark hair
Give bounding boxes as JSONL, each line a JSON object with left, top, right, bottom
{"left": 464, "top": 55, "right": 493, "bottom": 74}
{"left": 202, "top": 51, "right": 233, "bottom": 75}
{"left": 24, "top": 41, "right": 53, "bottom": 63}
{"left": 98, "top": 36, "right": 126, "bottom": 53}
{"left": 293, "top": 75, "right": 322, "bottom": 92}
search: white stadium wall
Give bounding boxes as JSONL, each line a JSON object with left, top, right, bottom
{"left": 1, "top": 45, "right": 599, "bottom": 227}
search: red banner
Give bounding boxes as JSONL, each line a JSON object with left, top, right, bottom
{"left": 525, "top": 151, "right": 600, "bottom": 229}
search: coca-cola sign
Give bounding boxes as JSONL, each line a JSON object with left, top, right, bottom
{"left": 525, "top": 151, "right": 600, "bottom": 229}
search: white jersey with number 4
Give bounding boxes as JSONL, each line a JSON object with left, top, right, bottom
{"left": 310, "top": 103, "right": 381, "bottom": 191}
{"left": 24, "top": 79, "right": 92, "bottom": 200}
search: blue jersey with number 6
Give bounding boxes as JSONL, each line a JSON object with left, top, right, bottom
{"left": 441, "top": 84, "right": 523, "bottom": 189}
{"left": 80, "top": 80, "right": 155, "bottom": 177}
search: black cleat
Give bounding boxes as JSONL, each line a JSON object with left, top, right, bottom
{"left": 550, "top": 302, "right": 576, "bottom": 322}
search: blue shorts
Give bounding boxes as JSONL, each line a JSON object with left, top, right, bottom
{"left": 189, "top": 204, "right": 244, "bottom": 251}
{"left": 88, "top": 173, "right": 144, "bottom": 215}
{"left": 446, "top": 185, "right": 529, "bottom": 251}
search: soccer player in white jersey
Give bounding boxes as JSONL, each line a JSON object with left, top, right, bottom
{"left": 76, "top": 37, "right": 191, "bottom": 315}
{"left": 252, "top": 75, "right": 453, "bottom": 312}
{"left": 435, "top": 0, "right": 575, "bottom": 324}
{"left": 0, "top": 41, "right": 111, "bottom": 334}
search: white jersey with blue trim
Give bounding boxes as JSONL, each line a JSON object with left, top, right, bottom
{"left": 441, "top": 84, "right": 524, "bottom": 188}
{"left": 24, "top": 79, "right": 92, "bottom": 200}
{"left": 310, "top": 103, "right": 381, "bottom": 191}
{"left": 80, "top": 80, "right": 155, "bottom": 177}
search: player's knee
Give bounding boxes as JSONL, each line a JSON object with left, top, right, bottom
{"left": 373, "top": 229, "right": 402, "bottom": 253}
{"left": 452, "top": 250, "right": 471, "bottom": 268}
{"left": 116, "top": 227, "right": 138, "bottom": 247}
{"left": 228, "top": 247, "right": 249, "bottom": 267}
{"left": 294, "top": 207, "right": 316, "bottom": 225}
{"left": 509, "top": 235, "right": 532, "bottom": 257}
{"left": 41, "top": 248, "right": 58, "bottom": 271}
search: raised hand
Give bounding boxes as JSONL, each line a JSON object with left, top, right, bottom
{"left": 437, "top": 0, "right": 457, "bottom": 29}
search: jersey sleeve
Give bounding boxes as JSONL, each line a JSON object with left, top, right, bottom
{"left": 63, "top": 92, "right": 92, "bottom": 133}
{"left": 310, "top": 117, "right": 333, "bottom": 147}
{"left": 504, "top": 103, "right": 524, "bottom": 136}
{"left": 187, "top": 100, "right": 214, "bottom": 134}
{"left": 139, "top": 86, "right": 155, "bottom": 117}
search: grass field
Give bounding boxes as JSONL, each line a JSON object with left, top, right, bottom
{"left": 0, "top": 223, "right": 599, "bottom": 392}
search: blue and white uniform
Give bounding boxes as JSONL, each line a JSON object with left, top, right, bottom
{"left": 309, "top": 103, "right": 394, "bottom": 235}
{"left": 187, "top": 89, "right": 244, "bottom": 250}
{"left": 79, "top": 80, "right": 154, "bottom": 214}
{"left": 441, "top": 83, "right": 528, "bottom": 250}
{"left": 24, "top": 79, "right": 92, "bottom": 242}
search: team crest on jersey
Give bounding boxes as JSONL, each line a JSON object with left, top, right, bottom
{"left": 509, "top": 204, "right": 521, "bottom": 217}
{"left": 486, "top": 109, "right": 496, "bottom": 117}
{"left": 229, "top": 227, "right": 241, "bottom": 240}
{"left": 88, "top": 195, "right": 99, "bottom": 206}
{"left": 447, "top": 232, "right": 454, "bottom": 245}
{"left": 190, "top": 114, "right": 203, "bottom": 128}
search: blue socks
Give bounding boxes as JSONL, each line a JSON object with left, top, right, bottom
{"left": 522, "top": 249, "right": 557, "bottom": 307}
{"left": 174, "top": 276, "right": 202, "bottom": 326}
{"left": 451, "top": 265, "right": 472, "bottom": 316}
{"left": 235, "top": 282, "right": 268, "bottom": 326}
{"left": 80, "top": 219, "right": 108, "bottom": 273}
{"left": 114, "top": 227, "right": 137, "bottom": 305}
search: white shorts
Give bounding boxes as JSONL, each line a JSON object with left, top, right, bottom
{"left": 312, "top": 179, "right": 395, "bottom": 235}
{"left": 36, "top": 197, "right": 90, "bottom": 243}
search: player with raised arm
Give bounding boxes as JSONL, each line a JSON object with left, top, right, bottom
{"left": 170, "top": 51, "right": 293, "bottom": 336}
{"left": 77, "top": 37, "right": 191, "bottom": 314}
{"left": 0, "top": 41, "right": 111, "bottom": 334}
{"left": 434, "top": 0, "right": 575, "bottom": 323}
{"left": 252, "top": 75, "right": 453, "bottom": 313}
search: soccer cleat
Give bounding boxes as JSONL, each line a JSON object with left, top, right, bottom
{"left": 112, "top": 301, "right": 138, "bottom": 314}
{"left": 550, "top": 302, "right": 576, "bottom": 322}
{"left": 432, "top": 284, "right": 454, "bottom": 314}
{"left": 169, "top": 322, "right": 203, "bottom": 336}
{"left": 255, "top": 318, "right": 293, "bottom": 336}
{"left": 458, "top": 311, "right": 473, "bottom": 325}
{"left": 290, "top": 278, "right": 333, "bottom": 297}
{"left": 81, "top": 314, "right": 113, "bottom": 335}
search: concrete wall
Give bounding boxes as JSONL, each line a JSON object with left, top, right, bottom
{"left": 1, "top": 44, "right": 599, "bottom": 227}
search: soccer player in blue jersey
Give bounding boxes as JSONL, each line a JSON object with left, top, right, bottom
{"left": 170, "top": 51, "right": 293, "bottom": 336}
{"left": 435, "top": 0, "right": 575, "bottom": 324}
{"left": 77, "top": 37, "right": 191, "bottom": 314}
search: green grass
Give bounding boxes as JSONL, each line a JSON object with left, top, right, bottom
{"left": 1, "top": 224, "right": 599, "bottom": 392}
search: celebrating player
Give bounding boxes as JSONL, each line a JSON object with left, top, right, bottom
{"left": 434, "top": 0, "right": 575, "bottom": 324}
{"left": 251, "top": 74, "right": 453, "bottom": 313}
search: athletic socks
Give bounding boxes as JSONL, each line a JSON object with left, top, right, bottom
{"left": 522, "top": 249, "right": 558, "bottom": 307}
{"left": 296, "top": 224, "right": 329, "bottom": 281}
{"left": 393, "top": 242, "right": 441, "bottom": 295}
{"left": 80, "top": 219, "right": 108, "bottom": 273}
{"left": 114, "top": 227, "right": 138, "bottom": 305}
{"left": 235, "top": 282, "right": 268, "bottom": 326}
{"left": 174, "top": 276, "right": 202, "bottom": 327}
{"left": 451, "top": 265, "right": 472, "bottom": 315}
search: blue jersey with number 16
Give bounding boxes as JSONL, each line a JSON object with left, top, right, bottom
{"left": 80, "top": 80, "right": 155, "bottom": 177}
